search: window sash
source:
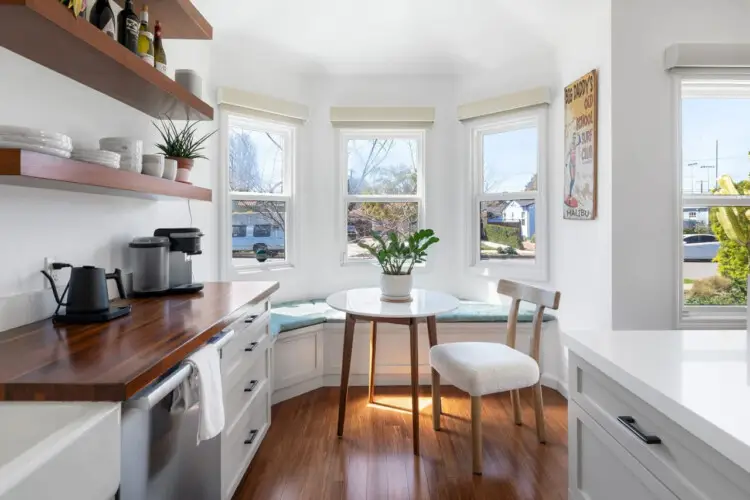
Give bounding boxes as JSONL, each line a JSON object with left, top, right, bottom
{"left": 468, "top": 107, "right": 547, "bottom": 280}
{"left": 338, "top": 129, "right": 426, "bottom": 265}
{"left": 226, "top": 112, "right": 294, "bottom": 197}
{"left": 675, "top": 73, "right": 750, "bottom": 326}
{"left": 221, "top": 108, "right": 297, "bottom": 275}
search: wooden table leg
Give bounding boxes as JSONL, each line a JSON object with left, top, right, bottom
{"left": 409, "top": 317, "right": 420, "bottom": 455}
{"left": 426, "top": 316, "right": 441, "bottom": 431}
{"left": 337, "top": 314, "right": 356, "bottom": 438}
{"left": 368, "top": 321, "right": 377, "bottom": 404}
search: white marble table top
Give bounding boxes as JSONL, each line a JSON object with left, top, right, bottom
{"left": 326, "top": 288, "right": 459, "bottom": 318}
{"left": 564, "top": 328, "right": 750, "bottom": 475}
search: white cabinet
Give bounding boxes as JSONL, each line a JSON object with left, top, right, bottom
{"left": 220, "top": 299, "right": 273, "bottom": 500}
{"left": 569, "top": 403, "right": 678, "bottom": 500}
{"left": 569, "top": 352, "right": 750, "bottom": 500}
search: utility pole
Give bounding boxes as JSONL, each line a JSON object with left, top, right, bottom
{"left": 688, "top": 162, "right": 697, "bottom": 194}
{"left": 700, "top": 164, "right": 713, "bottom": 192}
{"left": 715, "top": 140, "right": 719, "bottom": 186}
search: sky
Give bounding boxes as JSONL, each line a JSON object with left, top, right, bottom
{"left": 483, "top": 126, "right": 537, "bottom": 193}
{"left": 682, "top": 98, "right": 750, "bottom": 194}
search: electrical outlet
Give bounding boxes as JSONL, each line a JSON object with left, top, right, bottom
{"left": 43, "top": 257, "right": 59, "bottom": 289}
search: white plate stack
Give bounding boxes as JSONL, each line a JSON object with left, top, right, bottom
{"left": 71, "top": 149, "right": 121, "bottom": 169}
{"left": 99, "top": 138, "right": 143, "bottom": 173}
{"left": 0, "top": 126, "right": 72, "bottom": 158}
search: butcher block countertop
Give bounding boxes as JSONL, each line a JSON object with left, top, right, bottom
{"left": 0, "top": 282, "right": 278, "bottom": 402}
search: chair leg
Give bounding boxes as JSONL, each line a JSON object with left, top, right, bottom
{"left": 532, "top": 382, "right": 546, "bottom": 444}
{"left": 471, "top": 396, "right": 482, "bottom": 475}
{"left": 432, "top": 379, "right": 441, "bottom": 431}
{"left": 510, "top": 389, "right": 522, "bottom": 426}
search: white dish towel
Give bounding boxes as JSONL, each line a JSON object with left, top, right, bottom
{"left": 171, "top": 343, "right": 225, "bottom": 443}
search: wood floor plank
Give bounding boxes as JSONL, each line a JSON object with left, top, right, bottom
{"left": 234, "top": 386, "right": 568, "bottom": 500}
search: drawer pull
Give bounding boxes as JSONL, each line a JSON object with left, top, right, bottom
{"left": 617, "top": 416, "right": 661, "bottom": 444}
{"left": 244, "top": 315, "right": 258, "bottom": 324}
{"left": 245, "top": 342, "right": 259, "bottom": 352}
{"left": 244, "top": 429, "right": 259, "bottom": 445}
{"left": 244, "top": 380, "right": 259, "bottom": 393}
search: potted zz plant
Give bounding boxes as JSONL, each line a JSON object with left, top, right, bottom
{"left": 358, "top": 229, "right": 440, "bottom": 301}
{"left": 153, "top": 117, "right": 216, "bottom": 184}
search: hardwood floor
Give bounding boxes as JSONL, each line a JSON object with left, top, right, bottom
{"left": 234, "top": 386, "right": 568, "bottom": 500}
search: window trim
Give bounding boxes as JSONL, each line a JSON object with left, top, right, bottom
{"left": 466, "top": 106, "right": 548, "bottom": 281}
{"left": 673, "top": 72, "right": 750, "bottom": 328}
{"left": 336, "top": 128, "right": 427, "bottom": 266}
{"left": 218, "top": 109, "right": 298, "bottom": 277}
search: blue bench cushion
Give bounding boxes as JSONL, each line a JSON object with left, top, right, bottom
{"left": 271, "top": 298, "right": 554, "bottom": 335}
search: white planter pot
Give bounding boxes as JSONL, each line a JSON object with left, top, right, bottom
{"left": 747, "top": 275, "right": 750, "bottom": 331}
{"left": 380, "top": 273, "right": 413, "bottom": 299}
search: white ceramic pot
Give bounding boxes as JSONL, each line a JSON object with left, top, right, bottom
{"left": 380, "top": 273, "right": 413, "bottom": 299}
{"left": 162, "top": 159, "right": 178, "bottom": 180}
{"left": 175, "top": 168, "right": 191, "bottom": 183}
{"left": 747, "top": 274, "right": 750, "bottom": 331}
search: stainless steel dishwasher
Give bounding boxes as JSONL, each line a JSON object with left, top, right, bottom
{"left": 117, "top": 328, "right": 235, "bottom": 500}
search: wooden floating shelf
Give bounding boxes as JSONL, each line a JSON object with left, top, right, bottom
{"left": 114, "top": 0, "right": 212, "bottom": 40}
{"left": 0, "top": 149, "right": 212, "bottom": 201}
{"left": 0, "top": 0, "right": 214, "bottom": 120}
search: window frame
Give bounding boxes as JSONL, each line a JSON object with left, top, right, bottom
{"left": 467, "top": 106, "right": 548, "bottom": 281}
{"left": 336, "top": 128, "right": 427, "bottom": 266}
{"left": 219, "top": 109, "right": 297, "bottom": 277}
{"left": 673, "top": 71, "right": 750, "bottom": 329}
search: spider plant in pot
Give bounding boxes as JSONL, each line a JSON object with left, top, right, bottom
{"left": 153, "top": 117, "right": 216, "bottom": 184}
{"left": 358, "top": 229, "right": 440, "bottom": 300}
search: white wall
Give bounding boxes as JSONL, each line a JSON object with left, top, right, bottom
{"left": 550, "top": 0, "right": 612, "bottom": 332}
{"left": 610, "top": 0, "right": 750, "bottom": 328}
{"left": 0, "top": 40, "right": 216, "bottom": 330}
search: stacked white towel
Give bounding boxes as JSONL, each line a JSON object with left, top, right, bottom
{"left": 171, "top": 343, "right": 225, "bottom": 443}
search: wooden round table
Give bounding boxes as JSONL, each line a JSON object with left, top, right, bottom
{"left": 326, "top": 288, "right": 459, "bottom": 455}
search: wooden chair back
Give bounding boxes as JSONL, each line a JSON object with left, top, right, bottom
{"left": 497, "top": 279, "right": 561, "bottom": 363}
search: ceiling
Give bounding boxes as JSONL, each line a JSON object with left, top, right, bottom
{"left": 196, "top": 0, "right": 599, "bottom": 75}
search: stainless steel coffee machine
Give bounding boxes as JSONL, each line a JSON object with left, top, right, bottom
{"left": 130, "top": 228, "right": 204, "bottom": 296}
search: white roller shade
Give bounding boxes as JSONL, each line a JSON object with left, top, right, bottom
{"left": 330, "top": 107, "right": 435, "bottom": 128}
{"left": 217, "top": 87, "right": 308, "bottom": 123}
{"left": 458, "top": 87, "right": 551, "bottom": 121}
{"left": 665, "top": 43, "right": 750, "bottom": 70}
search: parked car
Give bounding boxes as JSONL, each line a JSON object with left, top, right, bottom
{"left": 233, "top": 223, "right": 285, "bottom": 257}
{"left": 683, "top": 233, "right": 719, "bottom": 261}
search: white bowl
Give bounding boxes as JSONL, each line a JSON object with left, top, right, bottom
{"left": 99, "top": 138, "right": 143, "bottom": 156}
{"left": 142, "top": 161, "right": 164, "bottom": 177}
{"left": 162, "top": 159, "right": 177, "bottom": 180}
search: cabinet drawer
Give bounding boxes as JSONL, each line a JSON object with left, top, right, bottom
{"left": 570, "top": 402, "right": 678, "bottom": 500}
{"left": 222, "top": 311, "right": 270, "bottom": 369}
{"left": 222, "top": 383, "right": 270, "bottom": 499}
{"left": 571, "top": 353, "right": 750, "bottom": 500}
{"left": 224, "top": 345, "right": 270, "bottom": 428}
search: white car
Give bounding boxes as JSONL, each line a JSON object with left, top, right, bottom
{"left": 683, "top": 234, "right": 719, "bottom": 261}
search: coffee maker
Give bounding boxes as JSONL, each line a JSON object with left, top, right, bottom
{"left": 130, "top": 228, "right": 204, "bottom": 296}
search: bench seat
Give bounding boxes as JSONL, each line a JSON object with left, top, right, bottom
{"left": 270, "top": 298, "right": 555, "bottom": 336}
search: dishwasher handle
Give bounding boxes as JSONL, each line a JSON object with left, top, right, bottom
{"left": 129, "top": 329, "right": 235, "bottom": 410}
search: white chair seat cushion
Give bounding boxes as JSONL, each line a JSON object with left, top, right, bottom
{"left": 429, "top": 342, "right": 540, "bottom": 396}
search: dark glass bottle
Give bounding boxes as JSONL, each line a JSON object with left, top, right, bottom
{"left": 90, "top": 0, "right": 116, "bottom": 39}
{"left": 117, "top": 0, "right": 139, "bottom": 54}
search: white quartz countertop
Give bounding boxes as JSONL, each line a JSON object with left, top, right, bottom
{"left": 0, "top": 402, "right": 119, "bottom": 496}
{"left": 564, "top": 329, "right": 750, "bottom": 475}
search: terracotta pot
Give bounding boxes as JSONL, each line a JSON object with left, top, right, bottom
{"left": 168, "top": 157, "right": 194, "bottom": 184}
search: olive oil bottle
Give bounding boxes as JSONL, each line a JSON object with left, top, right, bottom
{"left": 136, "top": 5, "right": 154, "bottom": 65}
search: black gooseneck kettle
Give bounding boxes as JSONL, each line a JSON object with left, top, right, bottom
{"left": 41, "top": 264, "right": 130, "bottom": 322}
